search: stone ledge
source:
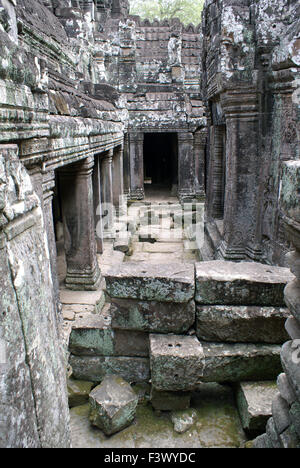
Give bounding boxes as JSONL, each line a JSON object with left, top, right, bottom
{"left": 105, "top": 263, "right": 195, "bottom": 303}
{"left": 196, "top": 305, "right": 289, "bottom": 344}
{"left": 195, "top": 261, "right": 293, "bottom": 306}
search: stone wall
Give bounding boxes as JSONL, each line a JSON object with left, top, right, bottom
{"left": 0, "top": 145, "right": 70, "bottom": 447}
{"left": 254, "top": 161, "right": 300, "bottom": 448}
{"left": 201, "top": 0, "right": 300, "bottom": 265}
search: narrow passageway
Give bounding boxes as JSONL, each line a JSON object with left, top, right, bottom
{"left": 143, "top": 133, "right": 178, "bottom": 196}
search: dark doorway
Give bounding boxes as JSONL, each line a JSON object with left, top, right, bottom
{"left": 143, "top": 133, "right": 178, "bottom": 193}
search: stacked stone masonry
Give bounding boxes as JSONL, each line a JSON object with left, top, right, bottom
{"left": 0, "top": 0, "right": 299, "bottom": 448}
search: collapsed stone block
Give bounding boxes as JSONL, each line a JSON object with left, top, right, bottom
{"left": 150, "top": 334, "right": 205, "bottom": 391}
{"left": 195, "top": 261, "right": 293, "bottom": 306}
{"left": 89, "top": 375, "right": 138, "bottom": 435}
{"left": 106, "top": 263, "right": 195, "bottom": 303}
{"left": 196, "top": 305, "right": 289, "bottom": 344}
{"left": 110, "top": 298, "right": 195, "bottom": 333}
{"left": 236, "top": 381, "right": 278, "bottom": 434}
{"left": 68, "top": 379, "right": 94, "bottom": 408}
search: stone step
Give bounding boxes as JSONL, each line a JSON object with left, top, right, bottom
{"left": 236, "top": 381, "right": 278, "bottom": 435}
{"left": 196, "top": 305, "right": 290, "bottom": 344}
{"left": 69, "top": 313, "right": 149, "bottom": 357}
{"left": 105, "top": 263, "right": 195, "bottom": 303}
{"left": 150, "top": 334, "right": 282, "bottom": 391}
{"left": 195, "top": 261, "right": 293, "bottom": 306}
{"left": 70, "top": 355, "right": 150, "bottom": 384}
{"left": 110, "top": 298, "right": 195, "bottom": 334}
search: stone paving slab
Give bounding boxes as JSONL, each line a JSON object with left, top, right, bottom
{"left": 195, "top": 261, "right": 293, "bottom": 306}
{"left": 105, "top": 263, "right": 195, "bottom": 303}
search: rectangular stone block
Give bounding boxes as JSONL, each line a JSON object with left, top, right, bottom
{"left": 236, "top": 381, "right": 278, "bottom": 434}
{"left": 70, "top": 355, "right": 150, "bottom": 384}
{"left": 201, "top": 343, "right": 282, "bottom": 383}
{"left": 110, "top": 298, "right": 195, "bottom": 333}
{"left": 150, "top": 334, "right": 205, "bottom": 391}
{"left": 195, "top": 261, "right": 293, "bottom": 306}
{"left": 196, "top": 305, "right": 290, "bottom": 344}
{"left": 106, "top": 263, "right": 195, "bottom": 303}
{"left": 69, "top": 314, "right": 149, "bottom": 357}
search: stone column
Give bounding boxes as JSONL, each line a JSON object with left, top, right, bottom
{"left": 206, "top": 125, "right": 225, "bottom": 220}
{"left": 101, "top": 149, "right": 115, "bottom": 237}
{"left": 29, "top": 167, "right": 61, "bottom": 326}
{"left": 129, "top": 132, "right": 145, "bottom": 200}
{"left": 123, "top": 133, "right": 131, "bottom": 198}
{"left": 42, "top": 170, "right": 62, "bottom": 323}
{"left": 178, "top": 132, "right": 195, "bottom": 202}
{"left": 59, "top": 157, "right": 101, "bottom": 291}
{"left": 92, "top": 155, "right": 104, "bottom": 254}
{"left": 254, "top": 161, "right": 300, "bottom": 448}
{"left": 112, "top": 144, "right": 125, "bottom": 213}
{"left": 194, "top": 128, "right": 207, "bottom": 201}
{"left": 218, "top": 90, "right": 263, "bottom": 261}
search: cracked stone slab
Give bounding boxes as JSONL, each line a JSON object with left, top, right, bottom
{"left": 105, "top": 263, "right": 195, "bottom": 303}
{"left": 195, "top": 261, "right": 293, "bottom": 306}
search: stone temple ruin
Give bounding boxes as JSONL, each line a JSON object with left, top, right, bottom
{"left": 0, "top": 0, "right": 299, "bottom": 449}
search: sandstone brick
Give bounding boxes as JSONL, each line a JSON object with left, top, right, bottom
{"left": 196, "top": 305, "right": 289, "bottom": 343}
{"left": 106, "top": 263, "right": 195, "bottom": 303}
{"left": 195, "top": 261, "right": 293, "bottom": 306}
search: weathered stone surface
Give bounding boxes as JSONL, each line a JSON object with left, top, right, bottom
{"left": 150, "top": 388, "right": 191, "bottom": 411}
{"left": 89, "top": 375, "right": 138, "bottom": 435}
{"left": 171, "top": 409, "right": 197, "bottom": 434}
{"left": 150, "top": 334, "right": 205, "bottom": 391}
{"left": 201, "top": 343, "right": 282, "bottom": 383}
{"left": 195, "top": 261, "right": 293, "bottom": 306}
{"left": 68, "top": 379, "right": 94, "bottom": 408}
{"left": 277, "top": 373, "right": 297, "bottom": 406}
{"left": 150, "top": 334, "right": 282, "bottom": 391}
{"left": 70, "top": 355, "right": 150, "bottom": 384}
{"left": 196, "top": 305, "right": 289, "bottom": 343}
{"left": 236, "top": 382, "right": 278, "bottom": 434}
{"left": 284, "top": 280, "right": 300, "bottom": 324}
{"left": 69, "top": 314, "right": 149, "bottom": 357}
{"left": 69, "top": 314, "right": 114, "bottom": 356}
{"left": 281, "top": 340, "right": 300, "bottom": 401}
{"left": 0, "top": 145, "right": 70, "bottom": 448}
{"left": 106, "top": 263, "right": 195, "bottom": 303}
{"left": 110, "top": 298, "right": 195, "bottom": 334}
{"left": 272, "top": 393, "right": 291, "bottom": 435}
